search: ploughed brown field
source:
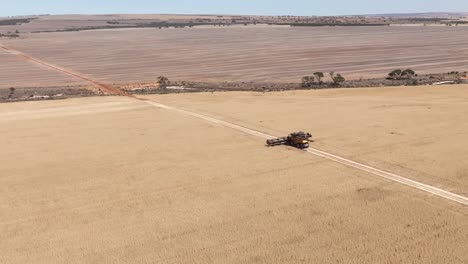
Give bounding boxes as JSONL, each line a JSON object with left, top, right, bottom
{"left": 1, "top": 86, "right": 467, "bottom": 263}
{"left": 0, "top": 48, "right": 87, "bottom": 89}
{"left": 2, "top": 24, "right": 468, "bottom": 89}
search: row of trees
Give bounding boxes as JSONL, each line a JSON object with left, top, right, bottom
{"left": 157, "top": 68, "right": 419, "bottom": 92}
{"left": 301, "top": 69, "right": 419, "bottom": 88}
{"left": 302, "top": 71, "right": 346, "bottom": 87}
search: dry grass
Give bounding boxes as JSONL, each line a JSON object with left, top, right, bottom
{"left": 154, "top": 85, "right": 468, "bottom": 195}
{"left": 2, "top": 25, "right": 468, "bottom": 88}
{"left": 0, "top": 87, "right": 467, "bottom": 263}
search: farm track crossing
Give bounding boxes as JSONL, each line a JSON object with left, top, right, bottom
{"left": 2, "top": 41, "right": 467, "bottom": 208}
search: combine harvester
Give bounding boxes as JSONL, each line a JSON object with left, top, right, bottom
{"left": 266, "top": 132, "right": 313, "bottom": 149}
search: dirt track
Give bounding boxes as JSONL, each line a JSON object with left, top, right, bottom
{"left": 1, "top": 18, "right": 468, "bottom": 263}
{"left": 3, "top": 41, "right": 465, "bottom": 205}
{"left": 1, "top": 88, "right": 468, "bottom": 263}
{"left": 154, "top": 87, "right": 468, "bottom": 196}
{"left": 0, "top": 43, "right": 127, "bottom": 95}
{"left": 2, "top": 25, "right": 468, "bottom": 89}
{"left": 144, "top": 99, "right": 467, "bottom": 205}
{"left": 0, "top": 46, "right": 86, "bottom": 89}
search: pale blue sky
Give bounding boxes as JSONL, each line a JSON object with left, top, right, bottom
{"left": 1, "top": 0, "right": 468, "bottom": 17}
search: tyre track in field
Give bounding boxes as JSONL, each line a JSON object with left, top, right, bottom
{"left": 2, "top": 42, "right": 467, "bottom": 208}
{"left": 0, "top": 43, "right": 129, "bottom": 96}
{"left": 142, "top": 101, "right": 468, "bottom": 207}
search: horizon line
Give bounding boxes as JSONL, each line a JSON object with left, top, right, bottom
{"left": 2, "top": 11, "right": 468, "bottom": 19}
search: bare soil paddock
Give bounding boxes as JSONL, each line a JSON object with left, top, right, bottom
{"left": 0, "top": 86, "right": 467, "bottom": 263}
{"left": 0, "top": 48, "right": 86, "bottom": 89}
{"left": 2, "top": 25, "right": 468, "bottom": 87}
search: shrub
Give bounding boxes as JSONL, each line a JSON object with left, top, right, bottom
{"left": 330, "top": 72, "right": 346, "bottom": 85}
{"left": 388, "top": 69, "right": 402, "bottom": 80}
{"left": 157, "top": 76, "right": 170, "bottom": 89}
{"left": 313, "top": 72, "right": 324, "bottom": 84}
{"left": 8, "top": 87, "right": 15, "bottom": 99}
{"left": 401, "top": 69, "right": 415, "bottom": 78}
{"left": 406, "top": 79, "right": 418, "bottom": 86}
{"left": 301, "top": 76, "right": 315, "bottom": 87}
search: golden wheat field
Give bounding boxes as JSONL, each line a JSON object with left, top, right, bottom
{"left": 1, "top": 14, "right": 468, "bottom": 263}
{"left": 1, "top": 86, "right": 467, "bottom": 263}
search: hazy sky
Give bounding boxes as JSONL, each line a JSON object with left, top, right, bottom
{"left": 1, "top": 0, "right": 468, "bottom": 17}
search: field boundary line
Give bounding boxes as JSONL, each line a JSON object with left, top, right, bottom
{"left": 2, "top": 42, "right": 466, "bottom": 207}
{"left": 0, "top": 43, "right": 129, "bottom": 96}
{"left": 143, "top": 100, "right": 468, "bottom": 207}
